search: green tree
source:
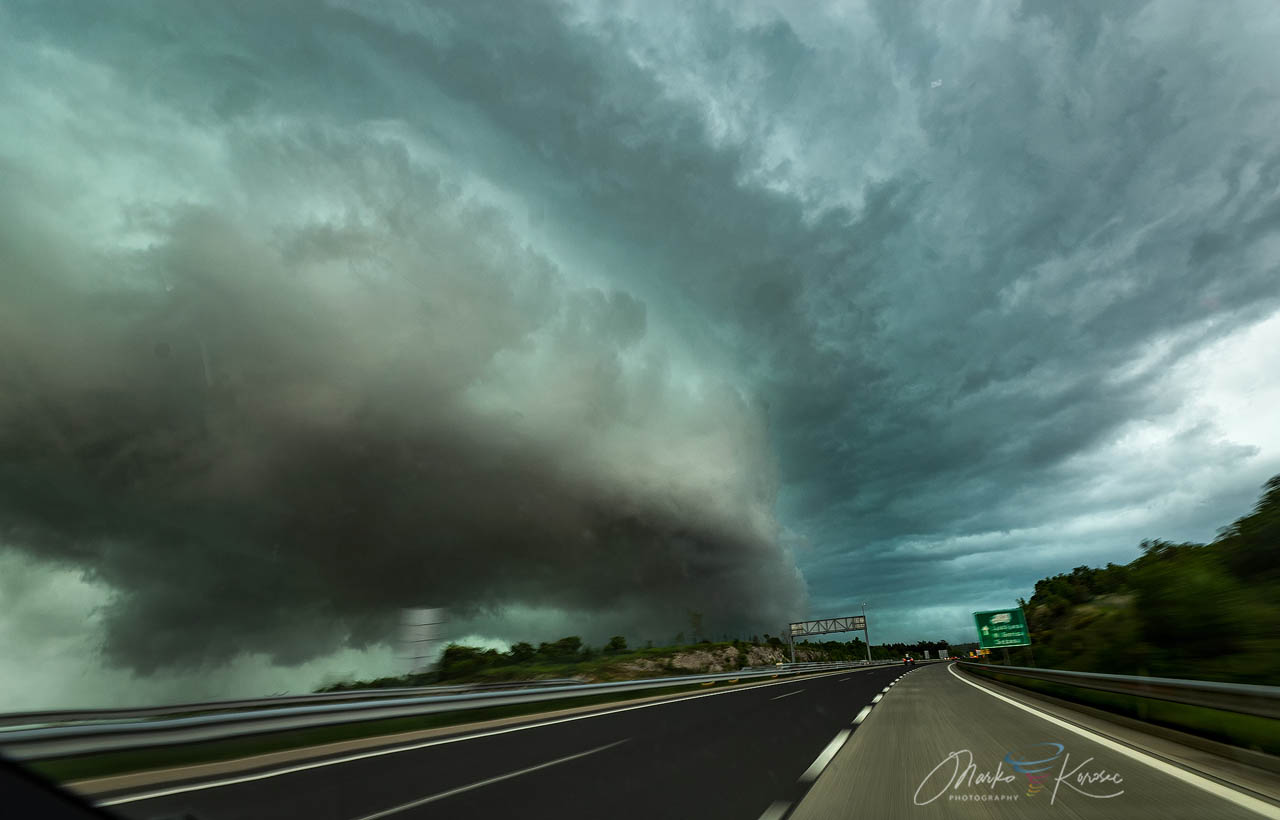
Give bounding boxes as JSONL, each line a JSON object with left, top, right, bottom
{"left": 605, "top": 635, "right": 628, "bottom": 654}
{"left": 541, "top": 636, "right": 583, "bottom": 661}
{"left": 1217, "top": 475, "right": 1280, "bottom": 581}
{"left": 438, "top": 644, "right": 498, "bottom": 681}
{"left": 1017, "top": 474, "right": 1280, "bottom": 684}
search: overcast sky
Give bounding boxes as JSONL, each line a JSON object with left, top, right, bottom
{"left": 3, "top": 0, "right": 1280, "bottom": 708}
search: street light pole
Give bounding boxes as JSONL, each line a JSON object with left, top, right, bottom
{"left": 861, "top": 602, "right": 871, "bottom": 662}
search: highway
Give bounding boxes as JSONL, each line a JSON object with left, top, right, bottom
{"left": 48, "top": 661, "right": 1279, "bottom": 819}
{"left": 791, "top": 662, "right": 1279, "bottom": 820}
{"left": 92, "top": 664, "right": 907, "bottom": 819}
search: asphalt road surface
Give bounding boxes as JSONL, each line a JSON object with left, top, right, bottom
{"left": 97, "top": 664, "right": 908, "bottom": 820}
{"left": 790, "top": 662, "right": 1279, "bottom": 820}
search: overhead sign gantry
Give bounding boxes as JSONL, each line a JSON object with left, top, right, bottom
{"left": 789, "top": 615, "right": 866, "bottom": 637}
{"left": 786, "top": 614, "right": 871, "bottom": 663}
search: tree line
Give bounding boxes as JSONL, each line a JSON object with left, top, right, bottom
{"left": 1006, "top": 474, "right": 1280, "bottom": 684}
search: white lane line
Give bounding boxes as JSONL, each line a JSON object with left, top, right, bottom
{"left": 98, "top": 667, "right": 859, "bottom": 806}
{"left": 871, "top": 694, "right": 882, "bottom": 704}
{"left": 757, "top": 800, "right": 791, "bottom": 820}
{"left": 771, "top": 689, "right": 805, "bottom": 701}
{"left": 852, "top": 706, "right": 873, "bottom": 725}
{"left": 946, "top": 664, "right": 1280, "bottom": 819}
{"left": 351, "top": 739, "right": 627, "bottom": 820}
{"left": 800, "top": 730, "right": 851, "bottom": 783}
{"left": 880, "top": 686, "right": 890, "bottom": 693}
{"left": 838, "top": 677, "right": 850, "bottom": 682}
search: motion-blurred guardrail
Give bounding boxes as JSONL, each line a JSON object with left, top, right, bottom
{"left": 0, "top": 679, "right": 584, "bottom": 730}
{"left": 956, "top": 661, "right": 1280, "bottom": 720}
{"left": 0, "top": 661, "right": 899, "bottom": 761}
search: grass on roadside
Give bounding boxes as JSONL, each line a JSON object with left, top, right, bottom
{"left": 969, "top": 666, "right": 1280, "bottom": 756}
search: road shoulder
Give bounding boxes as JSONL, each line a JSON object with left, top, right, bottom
{"left": 789, "top": 662, "right": 1275, "bottom": 820}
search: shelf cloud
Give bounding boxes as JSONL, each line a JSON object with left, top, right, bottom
{"left": 2, "top": 0, "right": 1279, "bottom": 703}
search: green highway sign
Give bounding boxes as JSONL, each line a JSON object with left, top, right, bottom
{"left": 973, "top": 608, "right": 1031, "bottom": 649}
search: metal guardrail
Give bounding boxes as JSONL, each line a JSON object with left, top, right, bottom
{"left": 0, "top": 679, "right": 584, "bottom": 730}
{"left": 957, "top": 661, "right": 1280, "bottom": 720}
{"left": 0, "top": 661, "right": 899, "bottom": 761}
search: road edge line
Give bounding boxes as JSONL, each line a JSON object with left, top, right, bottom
{"left": 800, "top": 730, "right": 851, "bottom": 783}
{"left": 947, "top": 663, "right": 1280, "bottom": 820}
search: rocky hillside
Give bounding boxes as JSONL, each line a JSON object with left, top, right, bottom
{"left": 317, "top": 639, "right": 863, "bottom": 691}
{"left": 601, "top": 643, "right": 824, "bottom": 678}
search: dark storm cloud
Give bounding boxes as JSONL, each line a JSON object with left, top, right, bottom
{"left": 0, "top": 0, "right": 806, "bottom": 670}
{"left": 3, "top": 0, "right": 1280, "bottom": 689}
{"left": 521, "top": 0, "right": 1280, "bottom": 632}
{"left": 541, "top": 3, "right": 1278, "bottom": 628}
{"left": 0, "top": 180, "right": 799, "bottom": 671}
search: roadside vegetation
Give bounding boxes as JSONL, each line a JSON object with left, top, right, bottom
{"left": 318, "top": 635, "right": 955, "bottom": 691}
{"left": 969, "top": 666, "right": 1279, "bottom": 756}
{"left": 1008, "top": 474, "right": 1280, "bottom": 685}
